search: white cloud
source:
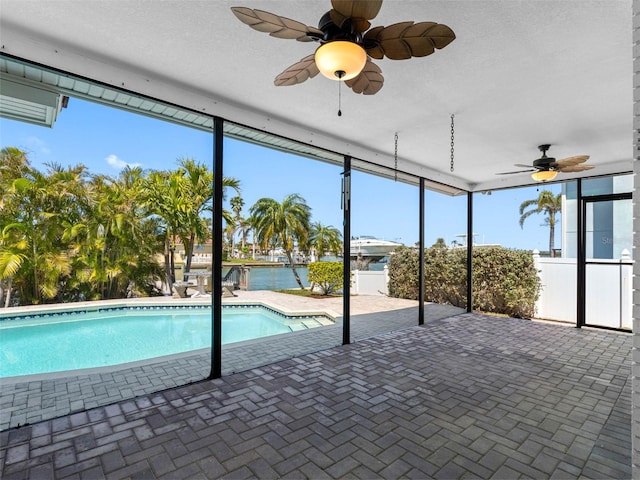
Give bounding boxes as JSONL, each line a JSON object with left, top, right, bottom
{"left": 26, "top": 136, "right": 51, "bottom": 155}
{"left": 105, "top": 154, "right": 141, "bottom": 170}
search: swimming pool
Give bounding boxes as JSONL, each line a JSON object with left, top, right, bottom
{"left": 0, "top": 304, "right": 333, "bottom": 378}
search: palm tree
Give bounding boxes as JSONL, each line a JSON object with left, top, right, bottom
{"left": 83, "top": 168, "right": 164, "bottom": 300}
{"left": 143, "top": 169, "right": 184, "bottom": 287}
{"left": 308, "top": 222, "right": 342, "bottom": 260}
{"left": 0, "top": 147, "right": 30, "bottom": 183}
{"left": 230, "top": 196, "right": 244, "bottom": 219}
{"left": 175, "top": 158, "right": 240, "bottom": 262}
{"left": 1, "top": 150, "right": 197, "bottom": 305}
{"left": 144, "top": 160, "right": 240, "bottom": 290}
{"left": 519, "top": 189, "right": 562, "bottom": 257}
{"left": 0, "top": 162, "right": 88, "bottom": 304}
{"left": 230, "top": 196, "right": 251, "bottom": 257}
{"left": 0, "top": 147, "right": 31, "bottom": 306}
{"left": 224, "top": 222, "right": 237, "bottom": 258}
{"left": 175, "top": 158, "right": 214, "bottom": 273}
{"left": 249, "top": 194, "right": 311, "bottom": 289}
{"left": 236, "top": 216, "right": 252, "bottom": 258}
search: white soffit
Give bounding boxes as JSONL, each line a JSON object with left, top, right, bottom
{"left": 0, "top": 0, "right": 633, "bottom": 192}
{"left": 0, "top": 76, "right": 65, "bottom": 128}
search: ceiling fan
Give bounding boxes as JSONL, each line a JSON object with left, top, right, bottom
{"left": 231, "top": 0, "right": 455, "bottom": 95}
{"left": 498, "top": 144, "right": 594, "bottom": 182}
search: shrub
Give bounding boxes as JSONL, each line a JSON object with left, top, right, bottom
{"left": 472, "top": 247, "right": 540, "bottom": 318}
{"left": 388, "top": 246, "right": 540, "bottom": 318}
{"left": 423, "top": 246, "right": 469, "bottom": 307}
{"left": 307, "top": 261, "right": 344, "bottom": 295}
{"left": 387, "top": 247, "right": 420, "bottom": 299}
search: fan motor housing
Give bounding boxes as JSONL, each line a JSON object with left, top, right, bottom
{"left": 533, "top": 157, "right": 556, "bottom": 169}
{"left": 318, "top": 11, "right": 362, "bottom": 43}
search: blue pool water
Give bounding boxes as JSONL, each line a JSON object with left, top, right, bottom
{"left": 0, "top": 305, "right": 330, "bottom": 378}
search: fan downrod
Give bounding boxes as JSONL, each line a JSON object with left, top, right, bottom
{"left": 534, "top": 144, "right": 555, "bottom": 169}
{"left": 538, "top": 144, "right": 551, "bottom": 156}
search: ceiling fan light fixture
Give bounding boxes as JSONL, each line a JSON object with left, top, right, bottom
{"left": 315, "top": 41, "right": 367, "bottom": 81}
{"left": 531, "top": 169, "right": 558, "bottom": 182}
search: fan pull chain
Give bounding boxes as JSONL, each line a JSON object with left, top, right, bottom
{"left": 337, "top": 77, "right": 342, "bottom": 117}
{"left": 394, "top": 132, "right": 399, "bottom": 182}
{"left": 450, "top": 114, "right": 455, "bottom": 172}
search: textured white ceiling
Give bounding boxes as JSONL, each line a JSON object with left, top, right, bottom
{"left": 0, "top": 0, "right": 633, "bottom": 192}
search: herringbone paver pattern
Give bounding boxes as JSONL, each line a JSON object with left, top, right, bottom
{"left": 0, "top": 297, "right": 460, "bottom": 431}
{"left": 0, "top": 313, "right": 632, "bottom": 479}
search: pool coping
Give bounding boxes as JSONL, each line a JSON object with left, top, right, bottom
{"left": 0, "top": 297, "right": 206, "bottom": 316}
{"left": 0, "top": 296, "right": 340, "bottom": 321}
{"left": 0, "top": 301, "right": 336, "bottom": 324}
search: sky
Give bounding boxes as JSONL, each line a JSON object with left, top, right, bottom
{"left": 0, "top": 97, "right": 561, "bottom": 252}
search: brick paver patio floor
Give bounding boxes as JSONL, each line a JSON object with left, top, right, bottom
{"left": 0, "top": 313, "right": 632, "bottom": 479}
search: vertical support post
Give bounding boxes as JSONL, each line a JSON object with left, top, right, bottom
{"left": 576, "top": 179, "right": 585, "bottom": 328}
{"left": 466, "top": 191, "right": 473, "bottom": 313}
{"left": 632, "top": 5, "right": 640, "bottom": 470}
{"left": 209, "top": 116, "right": 224, "bottom": 379}
{"left": 342, "top": 156, "right": 351, "bottom": 345}
{"left": 418, "top": 178, "right": 425, "bottom": 325}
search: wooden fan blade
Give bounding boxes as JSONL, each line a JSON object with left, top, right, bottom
{"left": 329, "top": 9, "right": 371, "bottom": 33}
{"left": 496, "top": 169, "right": 535, "bottom": 175}
{"left": 556, "top": 155, "right": 590, "bottom": 167}
{"left": 274, "top": 55, "right": 320, "bottom": 86}
{"left": 364, "top": 21, "right": 455, "bottom": 60}
{"left": 514, "top": 163, "right": 535, "bottom": 168}
{"left": 331, "top": 0, "right": 383, "bottom": 21}
{"left": 557, "top": 164, "right": 595, "bottom": 173}
{"left": 345, "top": 59, "right": 384, "bottom": 95}
{"left": 231, "top": 7, "right": 323, "bottom": 42}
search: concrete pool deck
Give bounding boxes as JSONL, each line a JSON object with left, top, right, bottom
{"left": 0, "top": 291, "right": 460, "bottom": 432}
{"left": 0, "top": 303, "right": 632, "bottom": 479}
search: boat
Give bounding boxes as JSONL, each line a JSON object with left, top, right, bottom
{"left": 350, "top": 236, "right": 404, "bottom": 257}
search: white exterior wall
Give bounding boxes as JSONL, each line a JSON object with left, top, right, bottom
{"left": 631, "top": 1, "right": 639, "bottom": 474}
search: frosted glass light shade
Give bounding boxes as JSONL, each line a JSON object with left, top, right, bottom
{"left": 315, "top": 41, "right": 367, "bottom": 81}
{"left": 531, "top": 170, "right": 558, "bottom": 182}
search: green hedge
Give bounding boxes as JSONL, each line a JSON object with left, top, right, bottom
{"left": 388, "top": 246, "right": 540, "bottom": 318}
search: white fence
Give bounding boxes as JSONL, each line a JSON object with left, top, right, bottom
{"left": 533, "top": 255, "right": 578, "bottom": 323}
{"left": 351, "top": 267, "right": 389, "bottom": 296}
{"left": 533, "top": 250, "right": 632, "bottom": 329}
{"left": 349, "top": 253, "right": 633, "bottom": 330}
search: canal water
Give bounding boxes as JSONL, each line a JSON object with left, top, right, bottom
{"left": 250, "top": 267, "right": 310, "bottom": 290}
{"left": 234, "top": 261, "right": 387, "bottom": 291}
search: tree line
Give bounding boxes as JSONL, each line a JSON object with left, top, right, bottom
{"left": 0, "top": 147, "right": 342, "bottom": 307}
